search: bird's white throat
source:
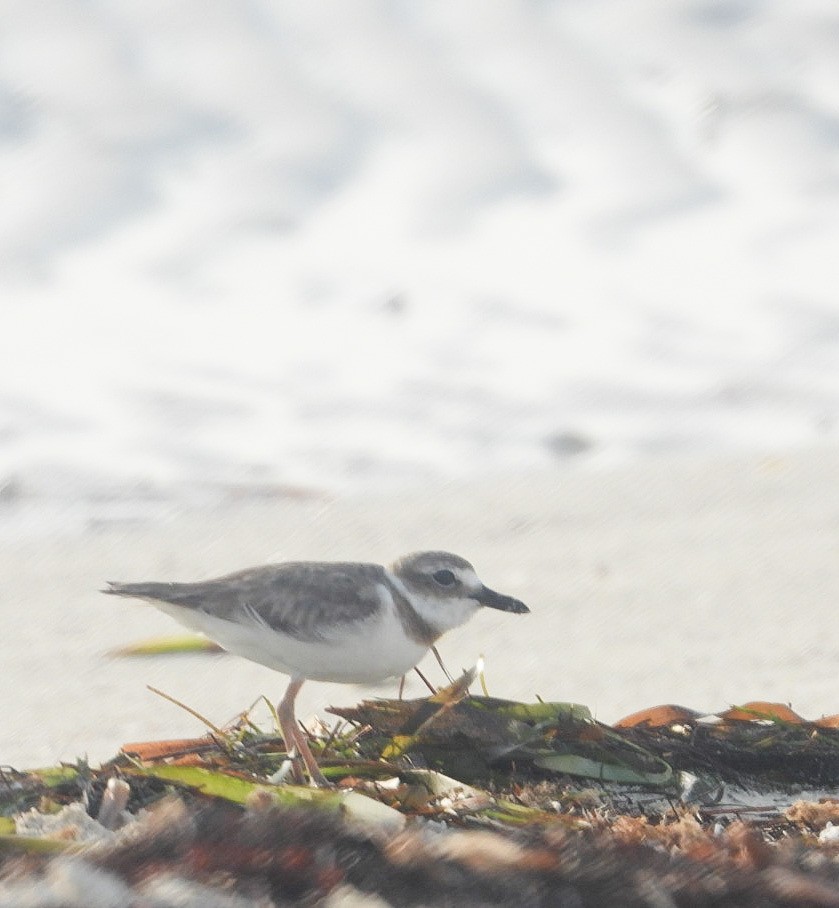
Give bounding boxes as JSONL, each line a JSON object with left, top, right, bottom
{"left": 385, "top": 569, "right": 482, "bottom": 635}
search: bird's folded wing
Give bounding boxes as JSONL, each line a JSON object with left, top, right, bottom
{"left": 109, "top": 562, "right": 388, "bottom": 643}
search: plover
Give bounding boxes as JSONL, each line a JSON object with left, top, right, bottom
{"left": 104, "top": 551, "right": 529, "bottom": 785}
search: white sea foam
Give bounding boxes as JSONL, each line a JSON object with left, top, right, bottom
{"left": 2, "top": 2, "right": 839, "bottom": 529}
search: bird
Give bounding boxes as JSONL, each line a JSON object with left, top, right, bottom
{"left": 103, "top": 551, "right": 530, "bottom": 785}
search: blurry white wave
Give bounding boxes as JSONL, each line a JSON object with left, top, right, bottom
{"left": 2, "top": 0, "right": 839, "bottom": 528}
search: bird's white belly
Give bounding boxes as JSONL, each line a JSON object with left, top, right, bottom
{"left": 155, "top": 602, "right": 429, "bottom": 684}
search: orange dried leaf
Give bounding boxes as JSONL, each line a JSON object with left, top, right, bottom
{"left": 720, "top": 702, "right": 804, "bottom": 724}
{"left": 121, "top": 735, "right": 218, "bottom": 761}
{"left": 613, "top": 705, "right": 701, "bottom": 729}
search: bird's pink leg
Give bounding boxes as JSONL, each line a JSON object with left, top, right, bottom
{"left": 278, "top": 677, "right": 329, "bottom": 787}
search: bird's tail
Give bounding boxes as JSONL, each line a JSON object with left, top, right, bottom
{"left": 102, "top": 580, "right": 190, "bottom": 605}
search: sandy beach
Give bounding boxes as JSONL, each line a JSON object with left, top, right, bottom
{"left": 2, "top": 445, "right": 838, "bottom": 770}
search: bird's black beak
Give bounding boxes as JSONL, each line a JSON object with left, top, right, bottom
{"left": 474, "top": 585, "right": 530, "bottom": 614}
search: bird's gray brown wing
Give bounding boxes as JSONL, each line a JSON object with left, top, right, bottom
{"left": 104, "top": 562, "right": 387, "bottom": 642}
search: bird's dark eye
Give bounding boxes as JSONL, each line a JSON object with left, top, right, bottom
{"left": 433, "top": 569, "right": 457, "bottom": 586}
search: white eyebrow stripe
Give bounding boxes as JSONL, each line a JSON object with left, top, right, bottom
{"left": 459, "top": 568, "right": 481, "bottom": 589}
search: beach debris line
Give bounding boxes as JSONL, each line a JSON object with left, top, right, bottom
{"left": 8, "top": 770, "right": 839, "bottom": 905}
{"left": 614, "top": 700, "right": 839, "bottom": 786}
{"left": 10, "top": 695, "right": 839, "bottom": 904}
{"left": 8, "top": 665, "right": 839, "bottom": 871}
{"left": 6, "top": 682, "right": 839, "bottom": 834}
